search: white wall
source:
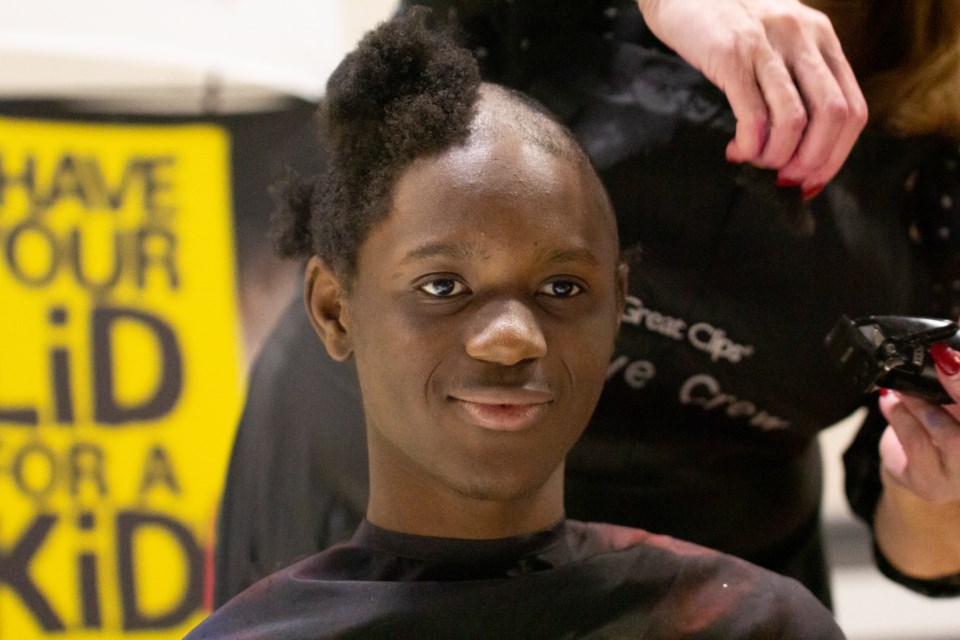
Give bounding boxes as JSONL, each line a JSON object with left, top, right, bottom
{"left": 0, "top": 0, "right": 396, "bottom": 110}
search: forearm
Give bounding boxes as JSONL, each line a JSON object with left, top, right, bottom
{"left": 874, "top": 469, "right": 960, "bottom": 580}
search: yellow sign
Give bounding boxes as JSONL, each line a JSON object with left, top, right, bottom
{"left": 0, "top": 117, "right": 242, "bottom": 638}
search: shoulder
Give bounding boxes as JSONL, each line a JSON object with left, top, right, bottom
{"left": 187, "top": 546, "right": 362, "bottom": 640}
{"left": 568, "top": 519, "right": 739, "bottom": 561}
{"left": 568, "top": 521, "right": 846, "bottom": 639}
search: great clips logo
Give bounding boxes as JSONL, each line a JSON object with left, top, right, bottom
{"left": 609, "top": 296, "right": 789, "bottom": 431}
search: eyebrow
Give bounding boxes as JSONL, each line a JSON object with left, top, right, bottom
{"left": 400, "top": 242, "right": 485, "bottom": 264}
{"left": 542, "top": 247, "right": 600, "bottom": 267}
{"left": 399, "top": 242, "right": 601, "bottom": 267}
{"left": 401, "top": 242, "right": 600, "bottom": 266}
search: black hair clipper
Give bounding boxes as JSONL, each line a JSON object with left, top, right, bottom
{"left": 825, "top": 315, "right": 960, "bottom": 403}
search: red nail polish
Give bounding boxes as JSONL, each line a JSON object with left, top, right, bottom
{"left": 801, "top": 184, "right": 824, "bottom": 200}
{"left": 930, "top": 343, "right": 960, "bottom": 376}
{"left": 878, "top": 388, "right": 889, "bottom": 396}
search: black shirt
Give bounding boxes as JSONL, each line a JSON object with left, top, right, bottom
{"left": 194, "top": 520, "right": 845, "bottom": 639}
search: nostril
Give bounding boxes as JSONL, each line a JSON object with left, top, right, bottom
{"left": 465, "top": 308, "right": 547, "bottom": 365}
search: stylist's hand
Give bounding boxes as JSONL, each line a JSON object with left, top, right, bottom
{"left": 879, "top": 344, "right": 960, "bottom": 503}
{"left": 874, "top": 343, "right": 960, "bottom": 579}
{"left": 636, "top": 0, "right": 867, "bottom": 199}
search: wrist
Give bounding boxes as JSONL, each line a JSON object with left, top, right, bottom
{"left": 875, "top": 472, "right": 960, "bottom": 579}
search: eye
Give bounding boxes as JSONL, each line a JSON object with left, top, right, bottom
{"left": 419, "top": 278, "right": 468, "bottom": 297}
{"left": 537, "top": 280, "right": 582, "bottom": 298}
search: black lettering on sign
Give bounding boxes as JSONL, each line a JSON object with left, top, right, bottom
{"left": 0, "top": 404, "right": 38, "bottom": 426}
{"left": 136, "top": 156, "right": 176, "bottom": 217}
{"left": 0, "top": 222, "right": 181, "bottom": 292}
{"left": 92, "top": 305, "right": 183, "bottom": 425}
{"left": 45, "top": 155, "right": 92, "bottom": 210}
{"left": 0, "top": 153, "right": 36, "bottom": 208}
{"left": 136, "top": 227, "right": 179, "bottom": 289}
{"left": 0, "top": 304, "right": 183, "bottom": 427}
{"left": 139, "top": 445, "right": 182, "bottom": 496}
{"left": 70, "top": 226, "right": 123, "bottom": 291}
{"left": 12, "top": 441, "right": 57, "bottom": 501}
{"left": 0, "top": 508, "right": 204, "bottom": 631}
{"left": 2, "top": 440, "right": 109, "bottom": 500}
{"left": 3, "top": 219, "right": 60, "bottom": 288}
{"left": 49, "top": 306, "right": 75, "bottom": 424}
{"left": 0, "top": 152, "right": 176, "bottom": 214}
{"left": 0, "top": 514, "right": 65, "bottom": 631}
{"left": 77, "top": 512, "right": 102, "bottom": 629}
{"left": 117, "top": 511, "right": 203, "bottom": 630}
{"left": 69, "top": 442, "right": 107, "bottom": 498}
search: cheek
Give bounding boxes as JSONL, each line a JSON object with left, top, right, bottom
{"left": 347, "top": 297, "right": 412, "bottom": 405}
{"left": 560, "top": 322, "right": 616, "bottom": 397}
{"left": 585, "top": 300, "right": 621, "bottom": 356}
{"left": 571, "top": 308, "right": 621, "bottom": 388}
{"left": 350, "top": 299, "right": 455, "bottom": 400}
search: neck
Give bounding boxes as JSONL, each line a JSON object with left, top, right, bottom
{"left": 365, "top": 434, "right": 566, "bottom": 539}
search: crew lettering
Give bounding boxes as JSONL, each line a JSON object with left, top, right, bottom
{"left": 607, "top": 355, "right": 657, "bottom": 389}
{"left": 679, "top": 374, "right": 790, "bottom": 430}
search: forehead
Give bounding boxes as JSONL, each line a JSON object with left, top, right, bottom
{"left": 419, "top": 133, "right": 566, "bottom": 198}
{"left": 384, "top": 132, "right": 615, "bottom": 254}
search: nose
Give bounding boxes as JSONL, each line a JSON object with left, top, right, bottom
{"left": 465, "top": 299, "right": 547, "bottom": 366}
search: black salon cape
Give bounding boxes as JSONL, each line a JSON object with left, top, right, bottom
{"left": 214, "top": 0, "right": 960, "bottom": 606}
{"left": 193, "top": 520, "right": 844, "bottom": 639}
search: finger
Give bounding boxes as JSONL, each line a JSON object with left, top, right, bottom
{"left": 749, "top": 48, "right": 806, "bottom": 168}
{"left": 778, "top": 35, "right": 867, "bottom": 192}
{"left": 898, "top": 395, "right": 960, "bottom": 468}
{"left": 804, "top": 37, "right": 867, "bottom": 186}
{"left": 878, "top": 387, "right": 902, "bottom": 424}
{"left": 881, "top": 404, "right": 960, "bottom": 502}
{"left": 883, "top": 397, "right": 947, "bottom": 495}
{"left": 885, "top": 395, "right": 939, "bottom": 460}
{"left": 774, "top": 53, "right": 846, "bottom": 179}
{"left": 719, "top": 50, "right": 771, "bottom": 164}
{"left": 879, "top": 424, "right": 909, "bottom": 480}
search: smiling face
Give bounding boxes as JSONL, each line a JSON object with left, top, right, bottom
{"left": 307, "top": 114, "right": 625, "bottom": 538}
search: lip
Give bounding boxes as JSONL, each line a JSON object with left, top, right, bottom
{"left": 450, "top": 387, "right": 553, "bottom": 432}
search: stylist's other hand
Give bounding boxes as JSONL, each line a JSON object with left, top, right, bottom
{"left": 636, "top": 0, "right": 867, "bottom": 199}
{"left": 879, "top": 344, "right": 960, "bottom": 503}
{"left": 875, "top": 344, "right": 960, "bottom": 580}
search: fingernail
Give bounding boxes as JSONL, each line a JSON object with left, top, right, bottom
{"left": 801, "top": 184, "right": 825, "bottom": 200}
{"left": 930, "top": 343, "right": 960, "bottom": 376}
{"left": 776, "top": 176, "right": 801, "bottom": 188}
{"left": 878, "top": 388, "right": 889, "bottom": 396}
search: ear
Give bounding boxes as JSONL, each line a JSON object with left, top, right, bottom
{"left": 304, "top": 256, "right": 353, "bottom": 361}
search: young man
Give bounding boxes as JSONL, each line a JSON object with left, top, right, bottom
{"left": 189, "top": 10, "right": 845, "bottom": 638}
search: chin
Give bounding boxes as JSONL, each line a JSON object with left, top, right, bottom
{"left": 448, "top": 466, "right": 557, "bottom": 504}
